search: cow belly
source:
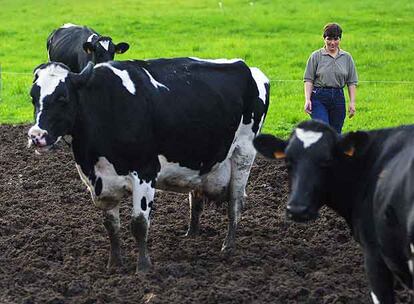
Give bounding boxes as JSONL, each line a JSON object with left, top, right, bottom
{"left": 156, "top": 155, "right": 231, "bottom": 199}
{"left": 201, "top": 159, "right": 231, "bottom": 200}
{"left": 76, "top": 158, "right": 130, "bottom": 210}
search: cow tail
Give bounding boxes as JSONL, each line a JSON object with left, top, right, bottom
{"left": 246, "top": 67, "right": 270, "bottom": 135}
{"left": 407, "top": 213, "right": 414, "bottom": 290}
{"left": 46, "top": 30, "right": 56, "bottom": 51}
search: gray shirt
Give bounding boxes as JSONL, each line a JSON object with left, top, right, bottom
{"left": 304, "top": 48, "right": 358, "bottom": 88}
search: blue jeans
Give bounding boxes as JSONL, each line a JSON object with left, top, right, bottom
{"left": 311, "top": 87, "right": 346, "bottom": 134}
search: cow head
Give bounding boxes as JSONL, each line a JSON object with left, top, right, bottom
{"left": 82, "top": 36, "right": 129, "bottom": 64}
{"left": 253, "top": 120, "right": 369, "bottom": 222}
{"left": 28, "top": 62, "right": 94, "bottom": 153}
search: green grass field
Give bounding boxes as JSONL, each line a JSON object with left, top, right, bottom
{"left": 1, "top": 0, "right": 413, "bottom": 137}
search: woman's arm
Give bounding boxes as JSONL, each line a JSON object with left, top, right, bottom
{"left": 304, "top": 81, "right": 314, "bottom": 114}
{"left": 347, "top": 85, "right": 356, "bottom": 118}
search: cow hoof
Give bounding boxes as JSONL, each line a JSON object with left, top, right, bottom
{"left": 221, "top": 243, "right": 235, "bottom": 255}
{"left": 184, "top": 228, "right": 199, "bottom": 238}
{"left": 137, "top": 258, "right": 152, "bottom": 273}
{"left": 106, "top": 256, "right": 122, "bottom": 273}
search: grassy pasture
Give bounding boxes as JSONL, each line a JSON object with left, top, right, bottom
{"left": 0, "top": 0, "right": 413, "bottom": 137}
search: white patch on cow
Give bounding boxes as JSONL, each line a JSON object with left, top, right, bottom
{"left": 75, "top": 164, "right": 94, "bottom": 193}
{"left": 157, "top": 154, "right": 232, "bottom": 199}
{"left": 189, "top": 57, "right": 243, "bottom": 64}
{"left": 142, "top": 68, "right": 170, "bottom": 91}
{"left": 157, "top": 155, "right": 201, "bottom": 193}
{"left": 87, "top": 33, "right": 98, "bottom": 42}
{"left": 96, "top": 63, "right": 136, "bottom": 95}
{"left": 410, "top": 243, "right": 414, "bottom": 254}
{"left": 61, "top": 23, "right": 78, "bottom": 28}
{"left": 202, "top": 159, "right": 231, "bottom": 199}
{"left": 33, "top": 64, "right": 69, "bottom": 127}
{"left": 76, "top": 157, "right": 130, "bottom": 210}
{"left": 224, "top": 118, "right": 257, "bottom": 222}
{"left": 257, "top": 112, "right": 266, "bottom": 132}
{"left": 409, "top": 260, "right": 414, "bottom": 274}
{"left": 295, "top": 128, "right": 323, "bottom": 149}
{"left": 99, "top": 40, "right": 110, "bottom": 51}
{"left": 250, "top": 67, "right": 269, "bottom": 104}
{"left": 94, "top": 157, "right": 130, "bottom": 194}
{"left": 370, "top": 292, "right": 380, "bottom": 304}
{"left": 156, "top": 117, "right": 256, "bottom": 202}
{"left": 130, "top": 172, "right": 155, "bottom": 222}
{"left": 225, "top": 118, "right": 256, "bottom": 160}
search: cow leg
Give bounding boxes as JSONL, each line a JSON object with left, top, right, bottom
{"left": 102, "top": 205, "right": 122, "bottom": 271}
{"left": 365, "top": 252, "right": 395, "bottom": 304}
{"left": 410, "top": 244, "right": 414, "bottom": 304}
{"left": 130, "top": 171, "right": 155, "bottom": 272}
{"left": 185, "top": 190, "right": 204, "bottom": 237}
{"left": 222, "top": 144, "right": 255, "bottom": 253}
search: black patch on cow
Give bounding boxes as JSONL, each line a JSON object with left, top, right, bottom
{"left": 148, "top": 201, "right": 154, "bottom": 218}
{"left": 89, "top": 170, "right": 97, "bottom": 185}
{"left": 141, "top": 197, "right": 147, "bottom": 211}
{"left": 36, "top": 57, "right": 269, "bottom": 201}
{"left": 47, "top": 25, "right": 128, "bottom": 73}
{"left": 385, "top": 205, "right": 399, "bottom": 227}
{"left": 95, "top": 178, "right": 103, "bottom": 196}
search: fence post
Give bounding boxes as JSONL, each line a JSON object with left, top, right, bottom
{"left": 0, "top": 64, "right": 2, "bottom": 102}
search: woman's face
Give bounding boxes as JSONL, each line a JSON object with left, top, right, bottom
{"left": 324, "top": 36, "right": 340, "bottom": 52}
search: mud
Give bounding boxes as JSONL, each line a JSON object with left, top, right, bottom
{"left": 0, "top": 125, "right": 409, "bottom": 303}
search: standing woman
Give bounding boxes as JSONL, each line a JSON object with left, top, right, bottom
{"left": 303, "top": 23, "right": 358, "bottom": 133}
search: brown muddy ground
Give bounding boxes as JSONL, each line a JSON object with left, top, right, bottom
{"left": 0, "top": 124, "right": 409, "bottom": 304}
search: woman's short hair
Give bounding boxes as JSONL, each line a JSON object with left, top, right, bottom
{"left": 323, "top": 23, "right": 342, "bottom": 39}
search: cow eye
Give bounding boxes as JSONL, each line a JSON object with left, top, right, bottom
{"left": 320, "top": 159, "right": 332, "bottom": 168}
{"left": 285, "top": 159, "right": 294, "bottom": 170}
{"left": 58, "top": 96, "right": 68, "bottom": 103}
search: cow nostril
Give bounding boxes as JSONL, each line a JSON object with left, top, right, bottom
{"left": 286, "top": 204, "right": 308, "bottom": 216}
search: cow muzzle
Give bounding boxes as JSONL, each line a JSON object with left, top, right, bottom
{"left": 286, "top": 201, "right": 318, "bottom": 222}
{"left": 27, "top": 125, "right": 58, "bottom": 154}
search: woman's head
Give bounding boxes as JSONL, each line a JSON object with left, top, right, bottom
{"left": 323, "top": 23, "right": 342, "bottom": 52}
{"left": 323, "top": 23, "right": 342, "bottom": 39}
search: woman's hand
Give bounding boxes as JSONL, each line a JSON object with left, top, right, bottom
{"left": 348, "top": 102, "right": 355, "bottom": 118}
{"left": 304, "top": 99, "right": 312, "bottom": 114}
{"left": 347, "top": 85, "right": 356, "bottom": 118}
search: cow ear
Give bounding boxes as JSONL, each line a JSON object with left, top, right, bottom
{"left": 32, "top": 63, "right": 47, "bottom": 82}
{"left": 253, "top": 134, "right": 287, "bottom": 159}
{"left": 337, "top": 131, "right": 370, "bottom": 158}
{"left": 115, "top": 42, "right": 129, "bottom": 54}
{"left": 33, "top": 63, "right": 47, "bottom": 74}
{"left": 83, "top": 42, "right": 95, "bottom": 54}
{"left": 69, "top": 62, "right": 94, "bottom": 88}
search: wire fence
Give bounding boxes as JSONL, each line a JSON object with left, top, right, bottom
{"left": 1, "top": 64, "right": 414, "bottom": 102}
{"left": 2, "top": 68, "right": 414, "bottom": 83}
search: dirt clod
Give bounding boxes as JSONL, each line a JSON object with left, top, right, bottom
{"left": 0, "top": 125, "right": 408, "bottom": 303}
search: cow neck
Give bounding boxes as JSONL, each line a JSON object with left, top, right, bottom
{"left": 324, "top": 167, "right": 356, "bottom": 228}
{"left": 325, "top": 130, "right": 391, "bottom": 231}
{"left": 70, "top": 89, "right": 93, "bottom": 164}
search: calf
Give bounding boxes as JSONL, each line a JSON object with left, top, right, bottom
{"left": 254, "top": 120, "right": 414, "bottom": 304}
{"left": 28, "top": 57, "right": 270, "bottom": 272}
{"left": 47, "top": 23, "right": 129, "bottom": 72}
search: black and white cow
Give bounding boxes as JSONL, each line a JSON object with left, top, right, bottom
{"left": 28, "top": 57, "right": 270, "bottom": 272}
{"left": 254, "top": 120, "right": 414, "bottom": 304}
{"left": 47, "top": 23, "right": 129, "bottom": 73}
